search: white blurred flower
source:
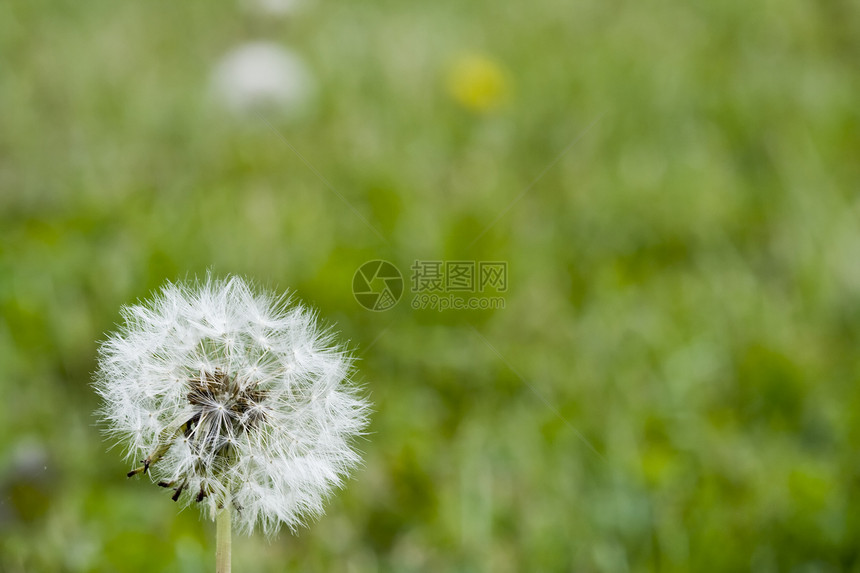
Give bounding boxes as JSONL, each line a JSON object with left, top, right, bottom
{"left": 241, "top": 0, "right": 307, "bottom": 18}
{"left": 94, "top": 275, "right": 369, "bottom": 535}
{"left": 212, "top": 42, "right": 316, "bottom": 118}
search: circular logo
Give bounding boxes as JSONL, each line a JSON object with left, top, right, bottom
{"left": 352, "top": 260, "right": 403, "bottom": 311}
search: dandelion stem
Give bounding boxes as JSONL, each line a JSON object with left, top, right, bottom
{"left": 216, "top": 503, "right": 232, "bottom": 573}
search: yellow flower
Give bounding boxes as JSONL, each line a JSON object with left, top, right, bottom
{"left": 446, "top": 54, "right": 510, "bottom": 113}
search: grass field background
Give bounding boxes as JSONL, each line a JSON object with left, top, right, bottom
{"left": 1, "top": 0, "right": 859, "bottom": 571}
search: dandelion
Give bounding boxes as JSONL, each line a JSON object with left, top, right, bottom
{"left": 240, "top": 0, "right": 307, "bottom": 18}
{"left": 446, "top": 53, "right": 510, "bottom": 113}
{"left": 93, "top": 275, "right": 369, "bottom": 572}
{"left": 211, "top": 41, "right": 316, "bottom": 118}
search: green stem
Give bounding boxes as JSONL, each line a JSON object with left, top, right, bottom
{"left": 216, "top": 503, "right": 232, "bottom": 573}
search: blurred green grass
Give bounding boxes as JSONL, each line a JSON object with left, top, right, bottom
{"left": 1, "top": 0, "right": 860, "bottom": 571}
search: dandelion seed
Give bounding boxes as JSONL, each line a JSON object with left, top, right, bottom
{"left": 93, "top": 274, "right": 370, "bottom": 570}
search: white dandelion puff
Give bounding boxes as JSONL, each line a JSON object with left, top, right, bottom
{"left": 211, "top": 41, "right": 316, "bottom": 118}
{"left": 240, "top": 0, "right": 308, "bottom": 18}
{"left": 93, "top": 274, "right": 370, "bottom": 536}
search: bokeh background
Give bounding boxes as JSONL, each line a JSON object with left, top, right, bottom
{"left": 2, "top": 0, "right": 859, "bottom": 571}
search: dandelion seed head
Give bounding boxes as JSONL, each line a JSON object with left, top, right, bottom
{"left": 241, "top": 0, "right": 307, "bottom": 18}
{"left": 94, "top": 274, "right": 369, "bottom": 535}
{"left": 211, "top": 41, "right": 316, "bottom": 119}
